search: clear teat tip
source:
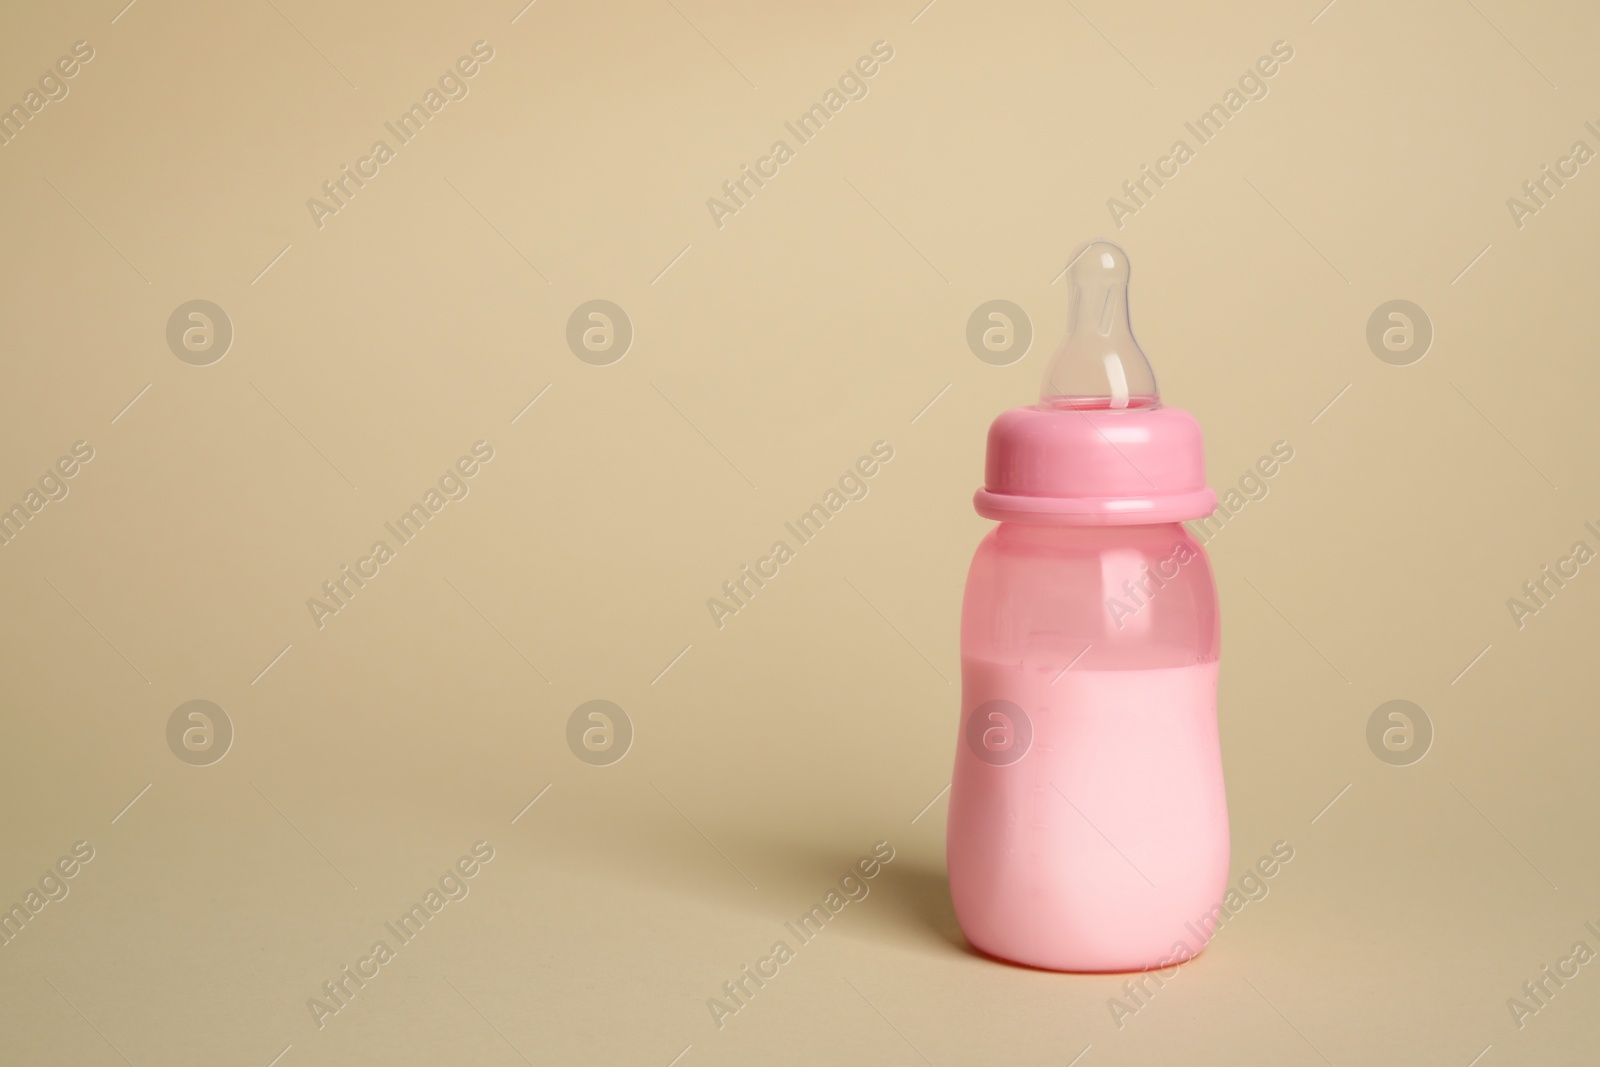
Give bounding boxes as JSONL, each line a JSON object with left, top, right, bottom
{"left": 1039, "top": 240, "right": 1160, "bottom": 412}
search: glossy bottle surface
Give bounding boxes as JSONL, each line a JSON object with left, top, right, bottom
{"left": 947, "top": 521, "right": 1227, "bottom": 972}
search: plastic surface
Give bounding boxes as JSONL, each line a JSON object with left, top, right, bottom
{"left": 947, "top": 523, "right": 1228, "bottom": 971}
{"left": 949, "top": 240, "right": 1227, "bottom": 973}
{"left": 973, "top": 405, "right": 1216, "bottom": 525}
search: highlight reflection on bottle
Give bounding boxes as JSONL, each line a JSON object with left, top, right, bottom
{"left": 947, "top": 241, "right": 1229, "bottom": 972}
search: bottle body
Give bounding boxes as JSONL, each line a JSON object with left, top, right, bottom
{"left": 947, "top": 520, "right": 1227, "bottom": 972}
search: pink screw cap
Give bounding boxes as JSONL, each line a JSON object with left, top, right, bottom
{"left": 973, "top": 241, "right": 1215, "bottom": 525}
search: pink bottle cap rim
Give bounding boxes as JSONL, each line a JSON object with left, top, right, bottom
{"left": 975, "top": 405, "right": 1216, "bottom": 526}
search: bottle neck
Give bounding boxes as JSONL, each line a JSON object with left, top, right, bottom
{"left": 994, "top": 520, "right": 1196, "bottom": 546}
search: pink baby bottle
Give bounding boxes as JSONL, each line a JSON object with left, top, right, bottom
{"left": 947, "top": 241, "right": 1228, "bottom": 972}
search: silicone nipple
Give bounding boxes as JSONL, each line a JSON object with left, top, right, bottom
{"left": 1039, "top": 240, "right": 1160, "bottom": 411}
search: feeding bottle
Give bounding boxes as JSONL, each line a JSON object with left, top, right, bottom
{"left": 946, "top": 241, "right": 1227, "bottom": 972}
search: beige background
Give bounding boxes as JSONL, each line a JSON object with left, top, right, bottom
{"left": 2, "top": 0, "right": 1598, "bottom": 1063}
